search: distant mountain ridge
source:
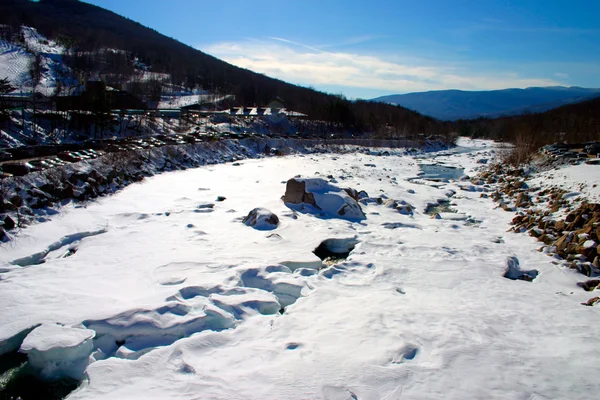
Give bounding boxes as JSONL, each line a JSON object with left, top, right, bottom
{"left": 372, "top": 87, "right": 600, "bottom": 120}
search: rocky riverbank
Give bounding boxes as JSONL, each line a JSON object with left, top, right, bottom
{"left": 470, "top": 161, "right": 600, "bottom": 306}
{"left": 0, "top": 137, "right": 450, "bottom": 242}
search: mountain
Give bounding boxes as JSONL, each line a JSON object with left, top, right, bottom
{"left": 0, "top": 0, "right": 451, "bottom": 137}
{"left": 372, "top": 87, "right": 600, "bottom": 121}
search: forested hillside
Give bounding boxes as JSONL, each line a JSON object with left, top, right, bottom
{"left": 457, "top": 96, "right": 600, "bottom": 145}
{"left": 0, "top": 0, "right": 453, "bottom": 137}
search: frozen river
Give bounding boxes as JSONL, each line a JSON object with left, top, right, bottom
{"left": 1, "top": 139, "right": 599, "bottom": 399}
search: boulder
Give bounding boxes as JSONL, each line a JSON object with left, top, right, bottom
{"left": 578, "top": 279, "right": 600, "bottom": 291}
{"left": 555, "top": 233, "right": 574, "bottom": 253}
{"left": 515, "top": 192, "right": 530, "bottom": 208}
{"left": 582, "top": 296, "right": 600, "bottom": 306}
{"left": 283, "top": 178, "right": 366, "bottom": 221}
{"left": 1, "top": 215, "right": 15, "bottom": 230}
{"left": 283, "top": 179, "right": 317, "bottom": 207}
{"left": 243, "top": 208, "right": 279, "bottom": 230}
{"left": 504, "top": 256, "right": 538, "bottom": 282}
{"left": 383, "top": 199, "right": 414, "bottom": 215}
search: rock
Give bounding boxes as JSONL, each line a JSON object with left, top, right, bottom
{"left": 283, "top": 179, "right": 314, "bottom": 206}
{"left": 530, "top": 228, "right": 543, "bottom": 238}
{"left": 504, "top": 256, "right": 538, "bottom": 282}
{"left": 10, "top": 195, "right": 23, "bottom": 208}
{"left": 1, "top": 215, "right": 15, "bottom": 230}
{"left": 243, "top": 208, "right": 279, "bottom": 230}
{"left": 513, "top": 181, "right": 526, "bottom": 189}
{"left": 538, "top": 234, "right": 554, "bottom": 246}
{"left": 578, "top": 279, "right": 600, "bottom": 291}
{"left": 582, "top": 296, "right": 600, "bottom": 306}
{"left": 216, "top": 196, "right": 226, "bottom": 202}
{"left": 567, "top": 215, "right": 585, "bottom": 231}
{"left": 565, "top": 212, "right": 577, "bottom": 223}
{"left": 282, "top": 178, "right": 366, "bottom": 221}
{"left": 512, "top": 215, "right": 525, "bottom": 225}
{"left": 515, "top": 192, "right": 530, "bottom": 208}
{"left": 343, "top": 188, "right": 360, "bottom": 201}
{"left": 383, "top": 199, "right": 414, "bottom": 215}
{"left": 555, "top": 233, "right": 574, "bottom": 253}
{"left": 68, "top": 172, "right": 89, "bottom": 185}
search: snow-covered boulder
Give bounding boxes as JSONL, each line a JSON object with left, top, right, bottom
{"left": 282, "top": 178, "right": 366, "bottom": 221}
{"left": 20, "top": 324, "right": 96, "bottom": 380}
{"left": 383, "top": 199, "right": 414, "bottom": 215}
{"left": 243, "top": 208, "right": 280, "bottom": 230}
{"left": 504, "top": 256, "right": 538, "bottom": 282}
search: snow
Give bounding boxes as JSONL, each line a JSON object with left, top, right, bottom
{"left": 20, "top": 324, "right": 95, "bottom": 354}
{"left": 0, "top": 38, "right": 34, "bottom": 90}
{"left": 0, "top": 27, "right": 74, "bottom": 96}
{"left": 156, "top": 94, "right": 231, "bottom": 109}
{"left": 529, "top": 163, "right": 600, "bottom": 203}
{"left": 1, "top": 138, "right": 600, "bottom": 399}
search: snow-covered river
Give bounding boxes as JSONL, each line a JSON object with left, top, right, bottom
{"left": 1, "top": 139, "right": 599, "bottom": 399}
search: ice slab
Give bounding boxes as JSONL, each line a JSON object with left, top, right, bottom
{"left": 20, "top": 324, "right": 95, "bottom": 380}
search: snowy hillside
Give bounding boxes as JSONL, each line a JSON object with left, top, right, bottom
{"left": 0, "top": 27, "right": 73, "bottom": 95}
{"left": 0, "top": 38, "right": 33, "bottom": 90}
{"left": 0, "top": 26, "right": 224, "bottom": 102}
{"left": 1, "top": 138, "right": 599, "bottom": 399}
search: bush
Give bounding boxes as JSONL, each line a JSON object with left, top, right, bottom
{"left": 500, "top": 131, "right": 538, "bottom": 166}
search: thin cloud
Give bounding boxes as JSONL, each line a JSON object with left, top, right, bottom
{"left": 317, "top": 35, "right": 385, "bottom": 49}
{"left": 267, "top": 37, "right": 328, "bottom": 54}
{"left": 201, "top": 38, "right": 563, "bottom": 95}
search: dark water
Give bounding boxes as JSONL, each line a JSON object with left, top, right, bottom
{"left": 424, "top": 200, "right": 455, "bottom": 215}
{"left": 0, "top": 352, "right": 79, "bottom": 400}
{"left": 418, "top": 164, "right": 464, "bottom": 182}
{"left": 313, "top": 238, "right": 357, "bottom": 266}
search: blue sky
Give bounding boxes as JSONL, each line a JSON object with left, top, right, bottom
{"left": 85, "top": 0, "right": 600, "bottom": 99}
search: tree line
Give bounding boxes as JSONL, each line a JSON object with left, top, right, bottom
{"left": 456, "top": 96, "right": 600, "bottom": 147}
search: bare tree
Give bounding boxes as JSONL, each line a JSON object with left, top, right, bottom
{"left": 28, "top": 53, "right": 43, "bottom": 137}
{"left": 0, "top": 77, "right": 15, "bottom": 122}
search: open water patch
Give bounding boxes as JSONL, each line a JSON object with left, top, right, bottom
{"left": 417, "top": 164, "right": 464, "bottom": 182}
{"left": 424, "top": 199, "right": 455, "bottom": 216}
{"left": 313, "top": 238, "right": 358, "bottom": 266}
{"left": 0, "top": 351, "right": 79, "bottom": 400}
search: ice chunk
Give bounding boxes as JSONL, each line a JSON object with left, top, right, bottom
{"left": 20, "top": 324, "right": 95, "bottom": 380}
